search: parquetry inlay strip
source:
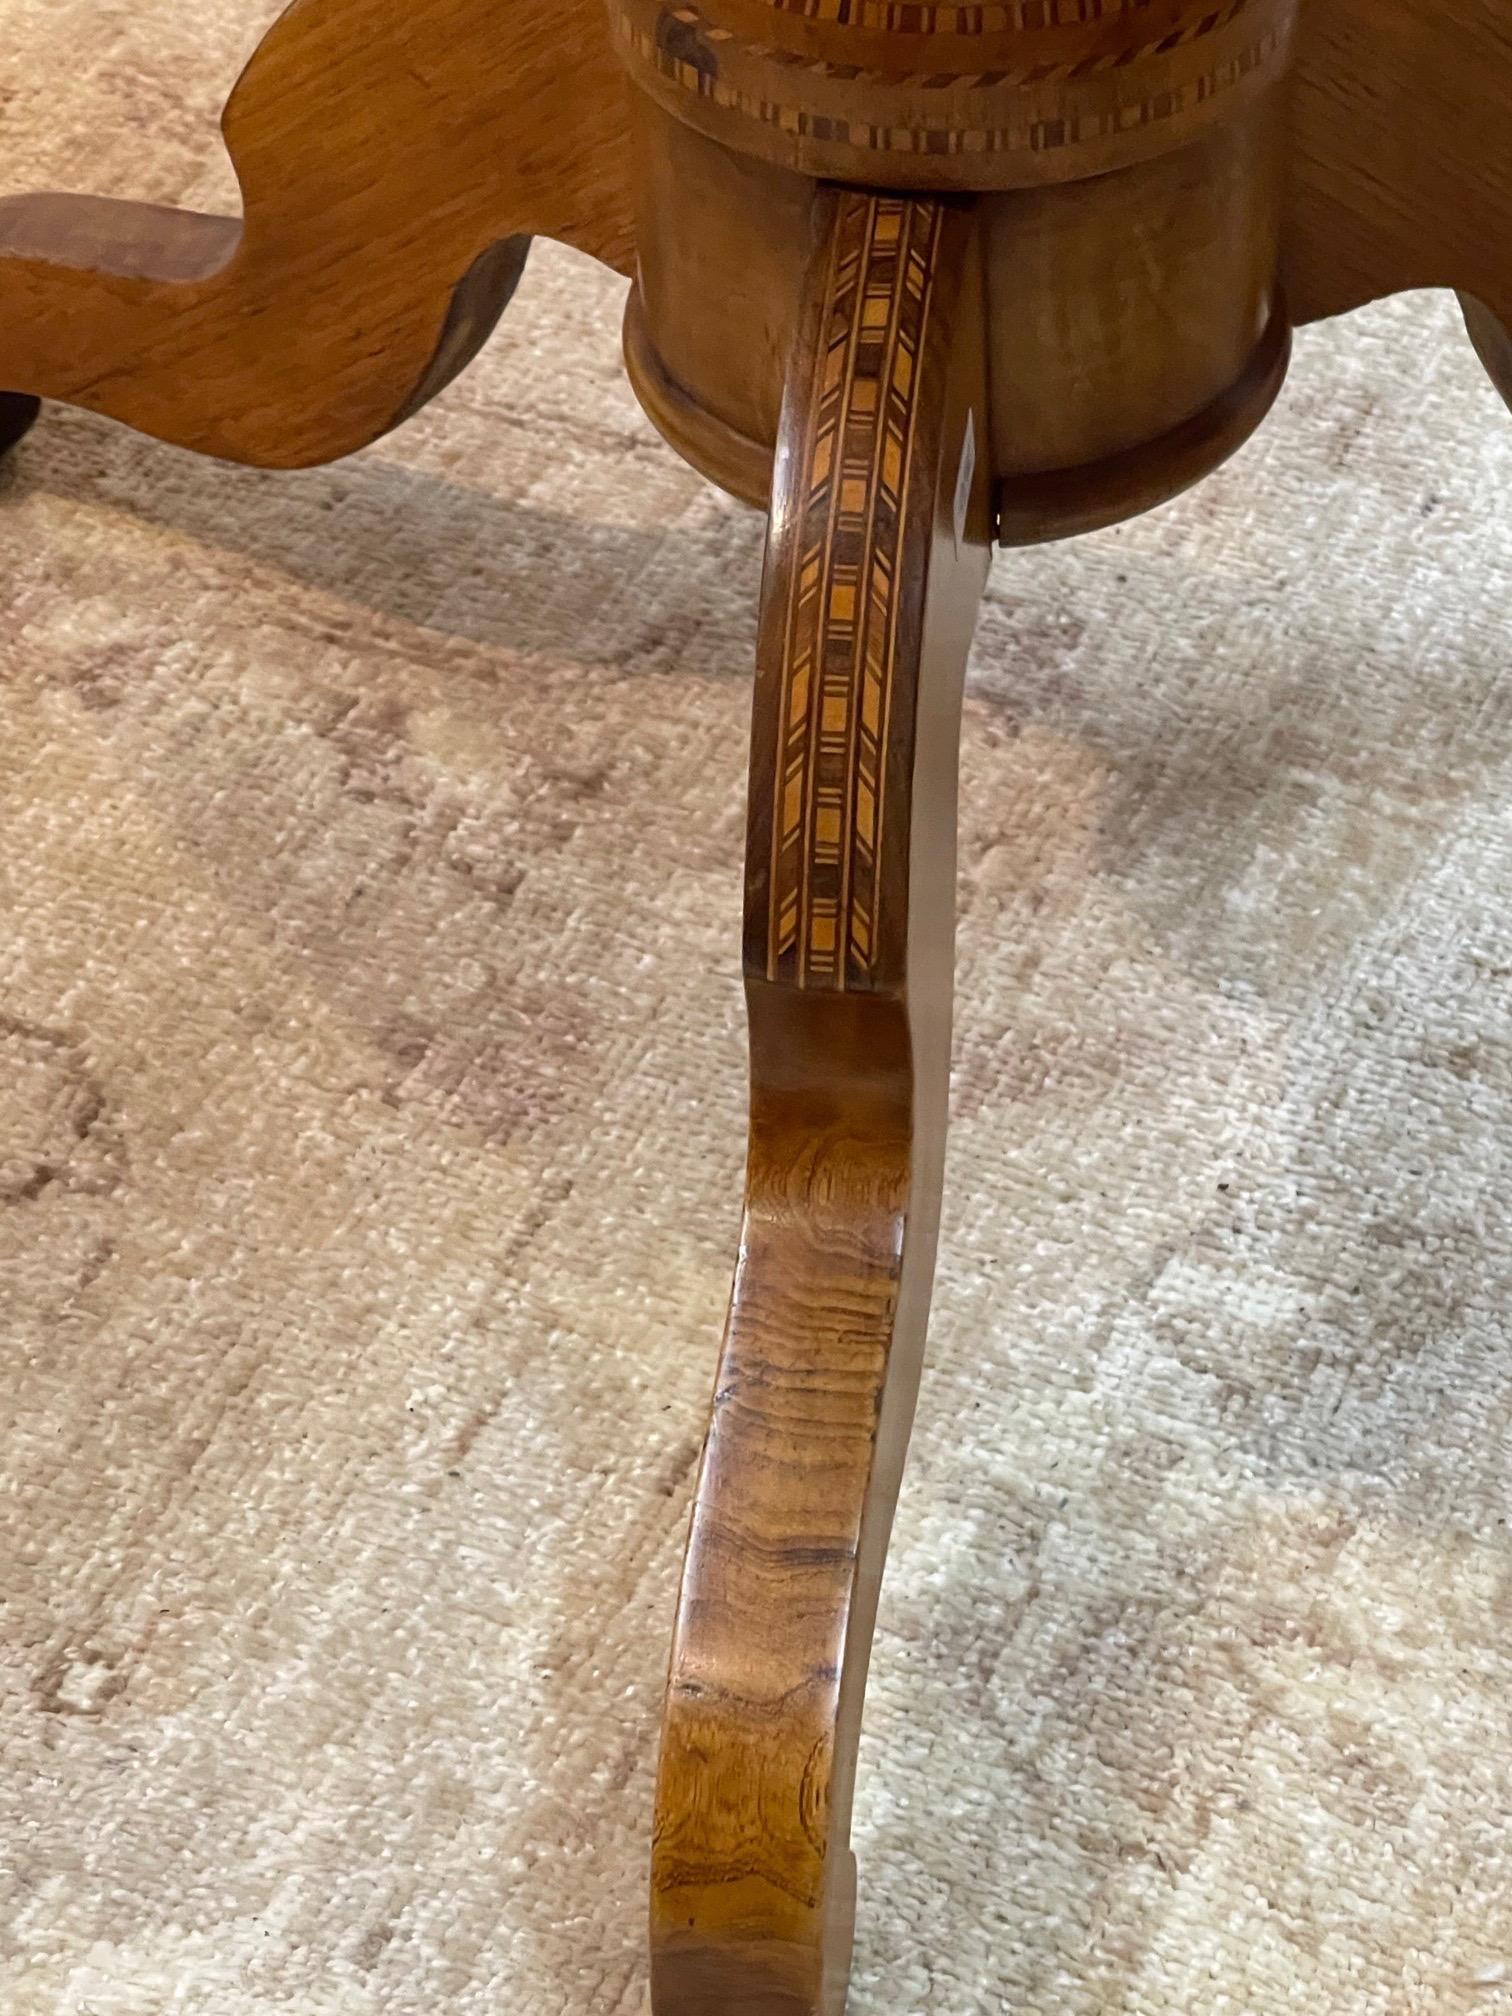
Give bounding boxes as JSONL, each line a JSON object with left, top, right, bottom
{"left": 766, "top": 194, "right": 939, "bottom": 991}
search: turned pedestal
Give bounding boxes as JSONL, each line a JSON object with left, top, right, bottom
{"left": 1, "top": 1, "right": 1509, "bottom": 2009}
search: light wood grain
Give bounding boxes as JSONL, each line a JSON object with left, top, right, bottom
{"left": 0, "top": 0, "right": 633, "bottom": 465}
{"left": 1286, "top": 0, "right": 1512, "bottom": 336}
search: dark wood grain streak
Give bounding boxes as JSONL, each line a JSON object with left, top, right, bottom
{"left": 0, "top": 391, "right": 39, "bottom": 461}
{"left": 1461, "top": 296, "right": 1512, "bottom": 419}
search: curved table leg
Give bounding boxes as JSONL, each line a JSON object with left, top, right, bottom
{"left": 0, "top": 0, "right": 632, "bottom": 468}
{"left": 650, "top": 187, "right": 992, "bottom": 2016}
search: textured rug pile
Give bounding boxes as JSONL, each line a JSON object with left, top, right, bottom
{"left": 5, "top": 7, "right": 1512, "bottom": 2012}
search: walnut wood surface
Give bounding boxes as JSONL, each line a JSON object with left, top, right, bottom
{"left": 0, "top": 0, "right": 633, "bottom": 465}
{"left": 1286, "top": 0, "right": 1512, "bottom": 333}
{"left": 649, "top": 187, "right": 990, "bottom": 2016}
{"left": 625, "top": 91, "right": 1291, "bottom": 539}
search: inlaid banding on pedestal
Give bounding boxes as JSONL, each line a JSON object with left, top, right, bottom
{"left": 762, "top": 195, "right": 940, "bottom": 992}
{"left": 610, "top": 0, "right": 1297, "bottom": 185}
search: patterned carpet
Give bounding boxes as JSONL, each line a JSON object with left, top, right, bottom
{"left": 5, "top": 7, "right": 1512, "bottom": 2012}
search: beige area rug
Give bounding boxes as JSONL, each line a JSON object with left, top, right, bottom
{"left": 6, "top": 10, "right": 1512, "bottom": 2015}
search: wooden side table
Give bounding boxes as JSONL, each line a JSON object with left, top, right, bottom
{"left": 3, "top": 3, "right": 1507, "bottom": 2009}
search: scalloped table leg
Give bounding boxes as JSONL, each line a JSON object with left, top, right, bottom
{"left": 650, "top": 187, "right": 992, "bottom": 2016}
{"left": 0, "top": 0, "right": 632, "bottom": 468}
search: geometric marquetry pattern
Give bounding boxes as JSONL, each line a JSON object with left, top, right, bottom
{"left": 761, "top": 0, "right": 1240, "bottom": 25}
{"left": 615, "top": 0, "right": 1292, "bottom": 168}
{"left": 765, "top": 195, "right": 941, "bottom": 991}
{"left": 732, "top": 0, "right": 1268, "bottom": 47}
